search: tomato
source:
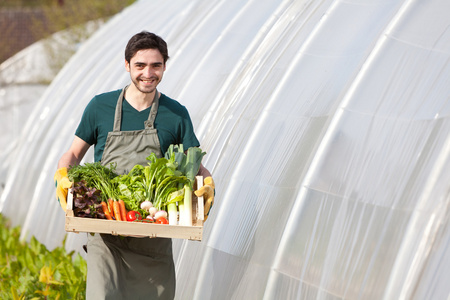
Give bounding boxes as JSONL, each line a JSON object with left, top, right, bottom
{"left": 126, "top": 210, "right": 142, "bottom": 222}
{"left": 155, "top": 217, "right": 169, "bottom": 224}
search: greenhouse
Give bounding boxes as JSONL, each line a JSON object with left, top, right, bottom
{"left": 1, "top": 0, "right": 449, "bottom": 299}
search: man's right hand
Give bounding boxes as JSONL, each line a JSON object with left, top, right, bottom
{"left": 54, "top": 167, "right": 72, "bottom": 212}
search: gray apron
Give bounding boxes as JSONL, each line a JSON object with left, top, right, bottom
{"left": 86, "top": 86, "right": 176, "bottom": 300}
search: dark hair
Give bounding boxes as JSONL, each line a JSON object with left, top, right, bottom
{"left": 125, "top": 31, "right": 169, "bottom": 64}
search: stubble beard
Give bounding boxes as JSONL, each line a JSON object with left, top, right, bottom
{"left": 132, "top": 76, "right": 161, "bottom": 94}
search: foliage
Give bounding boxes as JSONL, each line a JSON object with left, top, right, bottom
{"left": 0, "top": 213, "right": 87, "bottom": 299}
{"left": 30, "top": 0, "right": 136, "bottom": 75}
{"left": 0, "top": 0, "right": 136, "bottom": 75}
{"left": 0, "top": 1, "right": 55, "bottom": 7}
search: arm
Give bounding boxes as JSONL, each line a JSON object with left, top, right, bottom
{"left": 197, "top": 163, "right": 211, "bottom": 178}
{"left": 58, "top": 136, "right": 91, "bottom": 169}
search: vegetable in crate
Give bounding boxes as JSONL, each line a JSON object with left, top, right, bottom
{"left": 72, "top": 180, "right": 105, "bottom": 218}
{"left": 126, "top": 210, "right": 142, "bottom": 222}
{"left": 165, "top": 144, "right": 206, "bottom": 226}
{"left": 155, "top": 217, "right": 169, "bottom": 224}
{"left": 113, "top": 153, "right": 189, "bottom": 224}
{"left": 68, "top": 162, "right": 123, "bottom": 220}
{"left": 68, "top": 162, "right": 118, "bottom": 194}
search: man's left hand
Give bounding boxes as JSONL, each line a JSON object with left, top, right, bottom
{"left": 194, "top": 176, "right": 215, "bottom": 221}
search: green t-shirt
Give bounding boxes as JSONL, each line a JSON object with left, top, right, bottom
{"left": 75, "top": 89, "right": 200, "bottom": 162}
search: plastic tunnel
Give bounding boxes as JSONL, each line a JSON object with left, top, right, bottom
{"left": 0, "top": 0, "right": 449, "bottom": 299}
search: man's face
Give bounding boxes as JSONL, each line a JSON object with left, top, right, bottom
{"left": 125, "top": 49, "right": 166, "bottom": 94}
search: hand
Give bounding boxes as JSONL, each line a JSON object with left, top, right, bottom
{"left": 54, "top": 167, "right": 73, "bottom": 212}
{"left": 194, "top": 176, "right": 215, "bottom": 221}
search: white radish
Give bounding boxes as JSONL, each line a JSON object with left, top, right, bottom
{"left": 140, "top": 201, "right": 153, "bottom": 211}
{"left": 148, "top": 206, "right": 157, "bottom": 217}
{"left": 155, "top": 210, "right": 168, "bottom": 220}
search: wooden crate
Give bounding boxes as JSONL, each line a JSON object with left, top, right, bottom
{"left": 65, "top": 176, "right": 204, "bottom": 241}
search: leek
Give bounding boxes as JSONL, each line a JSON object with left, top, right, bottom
{"left": 167, "top": 189, "right": 184, "bottom": 225}
{"left": 165, "top": 145, "right": 206, "bottom": 226}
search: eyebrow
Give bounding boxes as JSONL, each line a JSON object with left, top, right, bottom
{"left": 134, "top": 61, "right": 164, "bottom": 66}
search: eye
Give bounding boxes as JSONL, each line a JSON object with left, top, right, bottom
{"left": 152, "top": 63, "right": 163, "bottom": 69}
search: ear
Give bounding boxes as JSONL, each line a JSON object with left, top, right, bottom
{"left": 125, "top": 60, "right": 130, "bottom": 72}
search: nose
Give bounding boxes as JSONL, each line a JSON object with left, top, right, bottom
{"left": 143, "top": 66, "right": 153, "bottom": 77}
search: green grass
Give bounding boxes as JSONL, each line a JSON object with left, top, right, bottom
{"left": 0, "top": 214, "right": 87, "bottom": 299}
{"left": 0, "top": 0, "right": 58, "bottom": 8}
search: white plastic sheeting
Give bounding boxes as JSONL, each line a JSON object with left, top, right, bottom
{"left": 0, "top": 21, "right": 101, "bottom": 197}
{"left": 1, "top": 0, "right": 449, "bottom": 299}
{"left": 0, "top": 44, "right": 54, "bottom": 195}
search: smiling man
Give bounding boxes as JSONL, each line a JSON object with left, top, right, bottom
{"left": 54, "top": 31, "right": 213, "bottom": 300}
{"left": 127, "top": 48, "right": 165, "bottom": 96}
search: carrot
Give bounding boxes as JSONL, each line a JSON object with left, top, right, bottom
{"left": 108, "top": 199, "right": 115, "bottom": 219}
{"left": 119, "top": 199, "right": 127, "bottom": 221}
{"left": 113, "top": 201, "right": 122, "bottom": 221}
{"left": 101, "top": 202, "right": 113, "bottom": 220}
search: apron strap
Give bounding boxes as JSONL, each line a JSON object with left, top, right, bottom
{"left": 145, "top": 92, "right": 160, "bottom": 129}
{"left": 113, "top": 85, "right": 160, "bottom": 132}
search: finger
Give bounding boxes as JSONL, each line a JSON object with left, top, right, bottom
{"left": 194, "top": 185, "right": 214, "bottom": 198}
{"left": 204, "top": 176, "right": 215, "bottom": 189}
{"left": 56, "top": 190, "right": 68, "bottom": 211}
{"left": 204, "top": 197, "right": 213, "bottom": 215}
{"left": 60, "top": 177, "right": 73, "bottom": 189}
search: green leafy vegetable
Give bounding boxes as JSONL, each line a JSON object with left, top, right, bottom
{"left": 112, "top": 153, "right": 189, "bottom": 220}
{"left": 68, "top": 162, "right": 118, "bottom": 201}
{"left": 165, "top": 144, "right": 206, "bottom": 226}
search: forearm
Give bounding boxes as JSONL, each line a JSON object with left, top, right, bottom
{"left": 197, "top": 163, "right": 212, "bottom": 178}
{"left": 57, "top": 136, "right": 90, "bottom": 169}
{"left": 57, "top": 151, "right": 82, "bottom": 169}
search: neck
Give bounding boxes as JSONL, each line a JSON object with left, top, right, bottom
{"left": 125, "top": 85, "right": 157, "bottom": 112}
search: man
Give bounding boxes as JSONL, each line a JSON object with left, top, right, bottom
{"left": 54, "top": 31, "right": 214, "bottom": 299}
